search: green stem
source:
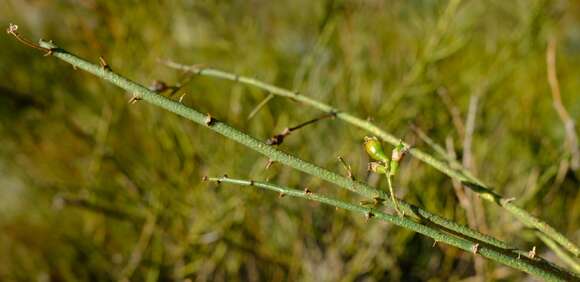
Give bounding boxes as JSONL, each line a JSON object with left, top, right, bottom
{"left": 536, "top": 232, "right": 580, "bottom": 274}
{"left": 384, "top": 171, "right": 402, "bottom": 217}
{"left": 37, "top": 41, "right": 511, "bottom": 251}
{"left": 161, "top": 61, "right": 579, "bottom": 258}
{"left": 29, "top": 40, "right": 576, "bottom": 280}
{"left": 208, "top": 176, "right": 575, "bottom": 281}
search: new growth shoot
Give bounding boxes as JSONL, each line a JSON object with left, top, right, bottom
{"left": 364, "top": 136, "right": 409, "bottom": 216}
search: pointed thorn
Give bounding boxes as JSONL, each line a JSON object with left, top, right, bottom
{"left": 528, "top": 246, "right": 536, "bottom": 259}
{"left": 265, "top": 159, "right": 274, "bottom": 169}
{"left": 201, "top": 176, "right": 209, "bottom": 182}
{"left": 99, "top": 56, "right": 111, "bottom": 71}
{"left": 503, "top": 197, "right": 516, "bottom": 204}
{"left": 471, "top": 243, "right": 479, "bottom": 255}
{"left": 205, "top": 113, "right": 215, "bottom": 126}
{"left": 179, "top": 93, "right": 187, "bottom": 103}
{"left": 304, "top": 188, "right": 312, "bottom": 195}
{"left": 128, "top": 94, "right": 142, "bottom": 104}
{"left": 278, "top": 192, "right": 286, "bottom": 198}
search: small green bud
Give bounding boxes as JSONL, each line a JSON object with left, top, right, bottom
{"left": 363, "top": 136, "right": 388, "bottom": 162}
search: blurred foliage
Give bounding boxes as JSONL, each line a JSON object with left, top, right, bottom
{"left": 1, "top": 0, "right": 579, "bottom": 281}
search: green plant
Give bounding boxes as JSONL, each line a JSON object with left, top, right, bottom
{"left": 160, "top": 60, "right": 580, "bottom": 260}
{"left": 7, "top": 25, "right": 578, "bottom": 280}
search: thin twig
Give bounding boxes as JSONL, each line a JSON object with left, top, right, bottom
{"left": 437, "top": 88, "right": 466, "bottom": 137}
{"left": 160, "top": 61, "right": 580, "bottom": 258}
{"left": 463, "top": 94, "right": 488, "bottom": 280}
{"left": 536, "top": 231, "right": 580, "bottom": 273}
{"left": 546, "top": 37, "right": 580, "bottom": 170}
{"left": 207, "top": 176, "right": 575, "bottom": 281}
{"left": 248, "top": 93, "right": 274, "bottom": 120}
{"left": 445, "top": 137, "right": 477, "bottom": 227}
{"left": 10, "top": 34, "right": 576, "bottom": 280}
{"left": 463, "top": 94, "right": 489, "bottom": 233}
{"left": 266, "top": 113, "right": 335, "bottom": 145}
{"left": 33, "top": 39, "right": 514, "bottom": 252}
{"left": 6, "top": 23, "right": 52, "bottom": 55}
{"left": 120, "top": 213, "right": 157, "bottom": 282}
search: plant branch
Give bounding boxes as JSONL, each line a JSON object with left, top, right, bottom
{"left": 7, "top": 35, "right": 574, "bottom": 279}
{"left": 546, "top": 37, "right": 580, "bottom": 170}
{"left": 27, "top": 40, "right": 512, "bottom": 253}
{"left": 160, "top": 61, "right": 580, "bottom": 258}
{"left": 207, "top": 176, "right": 576, "bottom": 281}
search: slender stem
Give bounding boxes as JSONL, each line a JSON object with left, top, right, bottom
{"left": 160, "top": 61, "right": 580, "bottom": 258}
{"left": 24, "top": 39, "right": 576, "bottom": 279}
{"left": 384, "top": 171, "right": 402, "bottom": 216}
{"left": 537, "top": 232, "right": 580, "bottom": 274}
{"left": 36, "top": 41, "right": 512, "bottom": 251}
{"left": 207, "top": 176, "right": 575, "bottom": 281}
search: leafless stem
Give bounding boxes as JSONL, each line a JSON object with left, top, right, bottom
{"left": 547, "top": 37, "right": 580, "bottom": 170}
{"left": 437, "top": 88, "right": 466, "bottom": 137}
{"left": 266, "top": 112, "right": 335, "bottom": 145}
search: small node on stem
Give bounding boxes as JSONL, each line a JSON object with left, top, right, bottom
{"left": 501, "top": 197, "right": 516, "bottom": 204}
{"left": 304, "top": 188, "right": 312, "bottom": 195}
{"left": 360, "top": 197, "right": 385, "bottom": 207}
{"left": 528, "top": 246, "right": 536, "bottom": 259}
{"left": 338, "top": 156, "right": 355, "bottom": 180}
{"left": 205, "top": 113, "right": 215, "bottom": 126}
{"left": 99, "top": 56, "right": 111, "bottom": 71}
{"left": 149, "top": 80, "right": 169, "bottom": 93}
{"left": 128, "top": 94, "right": 142, "bottom": 104}
{"left": 266, "top": 128, "right": 289, "bottom": 145}
{"left": 178, "top": 93, "right": 187, "bottom": 103}
{"left": 201, "top": 176, "right": 209, "bottom": 182}
{"left": 366, "top": 212, "right": 375, "bottom": 221}
{"left": 472, "top": 243, "right": 480, "bottom": 255}
{"left": 278, "top": 192, "right": 285, "bottom": 198}
{"left": 249, "top": 180, "right": 255, "bottom": 186}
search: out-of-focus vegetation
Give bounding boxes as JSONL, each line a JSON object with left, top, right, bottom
{"left": 1, "top": 0, "right": 579, "bottom": 281}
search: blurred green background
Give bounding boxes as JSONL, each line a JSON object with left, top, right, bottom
{"left": 1, "top": 0, "right": 579, "bottom": 281}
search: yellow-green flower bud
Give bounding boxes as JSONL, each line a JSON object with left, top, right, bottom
{"left": 363, "top": 136, "right": 388, "bottom": 162}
